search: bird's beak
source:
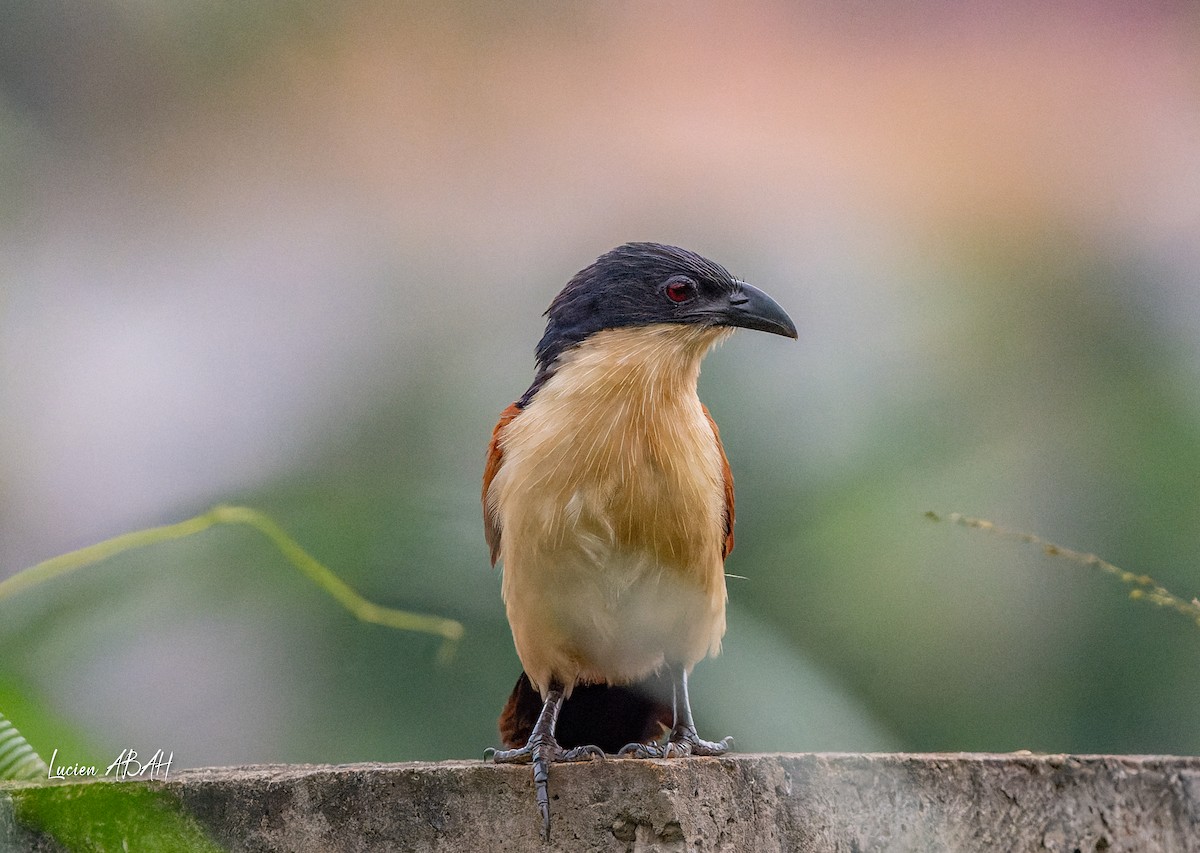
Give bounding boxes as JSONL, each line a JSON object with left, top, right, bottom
{"left": 709, "top": 283, "right": 798, "bottom": 339}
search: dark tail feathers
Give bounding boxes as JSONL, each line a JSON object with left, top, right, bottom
{"left": 499, "top": 671, "right": 673, "bottom": 754}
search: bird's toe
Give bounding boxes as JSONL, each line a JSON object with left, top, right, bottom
{"left": 617, "top": 741, "right": 665, "bottom": 759}
{"left": 562, "top": 744, "right": 605, "bottom": 762}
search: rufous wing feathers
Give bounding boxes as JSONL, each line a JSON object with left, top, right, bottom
{"left": 482, "top": 402, "right": 523, "bottom": 566}
{"left": 701, "top": 404, "right": 735, "bottom": 559}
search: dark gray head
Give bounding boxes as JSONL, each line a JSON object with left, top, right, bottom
{"left": 519, "top": 243, "right": 796, "bottom": 406}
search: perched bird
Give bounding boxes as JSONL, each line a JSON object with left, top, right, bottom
{"left": 482, "top": 242, "right": 796, "bottom": 838}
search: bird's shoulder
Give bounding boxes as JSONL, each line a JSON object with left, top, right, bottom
{"left": 483, "top": 401, "right": 523, "bottom": 566}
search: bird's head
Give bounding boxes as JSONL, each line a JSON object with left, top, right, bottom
{"left": 533, "top": 243, "right": 797, "bottom": 378}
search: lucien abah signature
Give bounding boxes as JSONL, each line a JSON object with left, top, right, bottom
{"left": 47, "top": 748, "right": 174, "bottom": 781}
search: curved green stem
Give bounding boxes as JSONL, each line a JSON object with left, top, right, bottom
{"left": 0, "top": 505, "right": 464, "bottom": 662}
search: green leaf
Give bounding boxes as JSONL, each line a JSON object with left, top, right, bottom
{"left": 0, "top": 711, "right": 47, "bottom": 782}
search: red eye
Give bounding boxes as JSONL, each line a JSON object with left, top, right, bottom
{"left": 665, "top": 278, "right": 696, "bottom": 303}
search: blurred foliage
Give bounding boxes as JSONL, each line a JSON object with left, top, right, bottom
{"left": 10, "top": 782, "right": 223, "bottom": 852}
{"left": 0, "top": 0, "right": 336, "bottom": 131}
{"left": 734, "top": 236, "right": 1200, "bottom": 753}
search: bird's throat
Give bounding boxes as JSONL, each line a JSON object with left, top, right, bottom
{"left": 537, "top": 324, "right": 732, "bottom": 409}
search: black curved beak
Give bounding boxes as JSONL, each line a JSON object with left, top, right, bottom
{"left": 708, "top": 282, "right": 798, "bottom": 339}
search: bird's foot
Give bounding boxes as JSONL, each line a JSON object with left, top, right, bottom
{"left": 486, "top": 738, "right": 603, "bottom": 765}
{"left": 485, "top": 735, "right": 603, "bottom": 840}
{"left": 618, "top": 726, "right": 732, "bottom": 758}
{"left": 667, "top": 728, "right": 732, "bottom": 756}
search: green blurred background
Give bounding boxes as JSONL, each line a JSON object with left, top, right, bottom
{"left": 2, "top": 2, "right": 1198, "bottom": 769}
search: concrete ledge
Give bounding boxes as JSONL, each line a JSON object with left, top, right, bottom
{"left": 4, "top": 753, "right": 1200, "bottom": 852}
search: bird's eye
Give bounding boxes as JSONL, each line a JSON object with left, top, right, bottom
{"left": 664, "top": 277, "right": 697, "bottom": 303}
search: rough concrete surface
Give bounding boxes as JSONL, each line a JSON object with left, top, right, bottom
{"left": 3, "top": 753, "right": 1199, "bottom": 852}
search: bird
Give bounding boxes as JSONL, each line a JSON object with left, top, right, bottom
{"left": 481, "top": 242, "right": 796, "bottom": 839}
